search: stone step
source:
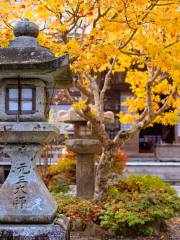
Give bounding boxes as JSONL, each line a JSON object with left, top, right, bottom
{"left": 126, "top": 161, "right": 180, "bottom": 184}
{"left": 128, "top": 153, "right": 157, "bottom": 162}
{"left": 128, "top": 158, "right": 157, "bottom": 162}
{"left": 127, "top": 162, "right": 180, "bottom": 166}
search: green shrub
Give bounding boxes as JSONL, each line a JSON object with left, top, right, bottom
{"left": 100, "top": 175, "right": 180, "bottom": 236}
{"left": 50, "top": 151, "right": 76, "bottom": 181}
{"left": 48, "top": 151, "right": 76, "bottom": 192}
{"left": 54, "top": 175, "right": 180, "bottom": 236}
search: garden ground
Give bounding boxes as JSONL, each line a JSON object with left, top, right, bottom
{"left": 70, "top": 216, "right": 180, "bottom": 240}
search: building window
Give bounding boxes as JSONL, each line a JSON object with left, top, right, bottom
{"left": 104, "top": 99, "right": 120, "bottom": 112}
{"left": 6, "top": 85, "right": 36, "bottom": 115}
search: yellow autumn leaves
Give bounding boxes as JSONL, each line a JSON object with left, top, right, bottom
{"left": 0, "top": 0, "right": 180, "bottom": 128}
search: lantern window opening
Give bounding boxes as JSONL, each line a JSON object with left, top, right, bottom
{"left": 79, "top": 125, "right": 92, "bottom": 137}
{"left": 5, "top": 84, "right": 36, "bottom": 115}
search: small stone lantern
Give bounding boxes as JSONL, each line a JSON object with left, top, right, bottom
{"left": 0, "top": 20, "right": 72, "bottom": 239}
{"left": 59, "top": 108, "right": 100, "bottom": 199}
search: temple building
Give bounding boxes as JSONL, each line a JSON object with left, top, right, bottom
{"left": 102, "top": 73, "right": 179, "bottom": 157}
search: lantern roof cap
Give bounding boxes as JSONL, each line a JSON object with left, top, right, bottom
{"left": 58, "top": 108, "right": 87, "bottom": 123}
{"left": 14, "top": 19, "right": 39, "bottom": 38}
{"left": 0, "top": 19, "right": 72, "bottom": 88}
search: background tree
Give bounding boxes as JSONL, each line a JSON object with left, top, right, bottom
{"left": 0, "top": 0, "right": 180, "bottom": 199}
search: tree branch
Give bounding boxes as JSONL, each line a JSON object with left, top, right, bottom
{"left": 137, "top": 107, "right": 148, "bottom": 122}
{"left": 154, "top": 87, "right": 177, "bottom": 117}
{"left": 119, "top": 0, "right": 159, "bottom": 50}
{"left": 64, "top": 89, "right": 76, "bottom": 105}
{"left": 85, "top": 74, "right": 101, "bottom": 119}
{"left": 146, "top": 67, "right": 161, "bottom": 117}
{"left": 74, "top": 76, "right": 94, "bottom": 102}
{"left": 100, "top": 57, "right": 117, "bottom": 113}
{"left": 93, "top": 6, "right": 111, "bottom": 28}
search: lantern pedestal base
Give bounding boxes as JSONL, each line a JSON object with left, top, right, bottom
{"left": 0, "top": 144, "right": 57, "bottom": 224}
{"left": 0, "top": 217, "right": 70, "bottom": 240}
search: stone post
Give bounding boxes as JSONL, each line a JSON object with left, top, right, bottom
{"left": 59, "top": 109, "right": 100, "bottom": 199}
{"left": 77, "top": 153, "right": 95, "bottom": 198}
{"left": 65, "top": 138, "right": 99, "bottom": 199}
{"left": 59, "top": 109, "right": 115, "bottom": 199}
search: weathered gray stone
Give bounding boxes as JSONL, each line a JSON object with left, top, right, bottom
{"left": 76, "top": 153, "right": 95, "bottom": 198}
{"left": 0, "top": 221, "right": 70, "bottom": 240}
{"left": 0, "top": 122, "right": 59, "bottom": 144}
{"left": 14, "top": 19, "right": 39, "bottom": 38}
{"left": 59, "top": 108, "right": 114, "bottom": 125}
{"left": 66, "top": 139, "right": 100, "bottom": 199}
{"left": 58, "top": 108, "right": 86, "bottom": 123}
{"left": 0, "top": 144, "right": 57, "bottom": 223}
{"left": 65, "top": 139, "right": 100, "bottom": 154}
{"left": 0, "top": 18, "right": 71, "bottom": 238}
{"left": 104, "top": 111, "right": 114, "bottom": 124}
{"left": 0, "top": 19, "right": 72, "bottom": 88}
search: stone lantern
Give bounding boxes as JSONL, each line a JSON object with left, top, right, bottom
{"left": 59, "top": 108, "right": 113, "bottom": 199}
{"left": 0, "top": 19, "right": 72, "bottom": 239}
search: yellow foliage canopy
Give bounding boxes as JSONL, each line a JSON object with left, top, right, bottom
{"left": 0, "top": 0, "right": 180, "bottom": 128}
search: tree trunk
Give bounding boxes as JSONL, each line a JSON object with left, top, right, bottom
{"left": 95, "top": 144, "right": 118, "bottom": 200}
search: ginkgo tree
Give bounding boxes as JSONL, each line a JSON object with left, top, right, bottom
{"left": 0, "top": 0, "right": 180, "bottom": 199}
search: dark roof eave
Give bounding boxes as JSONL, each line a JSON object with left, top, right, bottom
{"left": 0, "top": 54, "right": 73, "bottom": 88}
